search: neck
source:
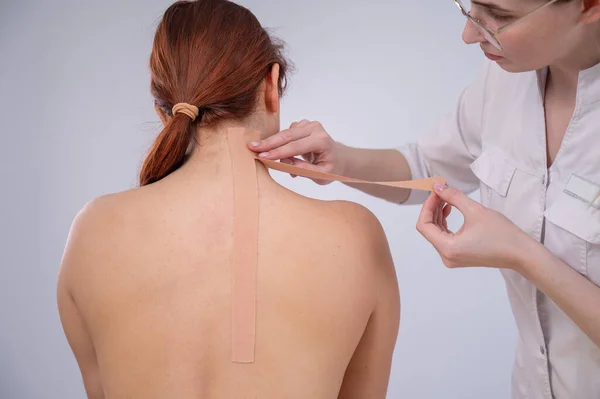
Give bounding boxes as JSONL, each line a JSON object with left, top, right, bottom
{"left": 176, "top": 118, "right": 274, "bottom": 182}
{"left": 547, "top": 25, "right": 600, "bottom": 94}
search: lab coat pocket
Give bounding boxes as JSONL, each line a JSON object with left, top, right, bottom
{"left": 470, "top": 148, "right": 517, "bottom": 208}
{"left": 544, "top": 191, "right": 600, "bottom": 286}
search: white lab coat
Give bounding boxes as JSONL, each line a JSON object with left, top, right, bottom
{"left": 399, "top": 59, "right": 600, "bottom": 399}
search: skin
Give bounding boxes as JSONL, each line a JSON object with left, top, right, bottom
{"left": 57, "top": 65, "right": 400, "bottom": 398}
{"left": 248, "top": 0, "right": 600, "bottom": 349}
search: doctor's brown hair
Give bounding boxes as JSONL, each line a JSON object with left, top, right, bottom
{"left": 140, "top": 0, "right": 290, "bottom": 186}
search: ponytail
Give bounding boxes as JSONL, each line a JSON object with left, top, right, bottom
{"left": 139, "top": 113, "right": 193, "bottom": 186}
{"left": 144, "top": 0, "right": 291, "bottom": 186}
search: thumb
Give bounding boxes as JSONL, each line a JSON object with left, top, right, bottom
{"left": 433, "top": 183, "right": 477, "bottom": 216}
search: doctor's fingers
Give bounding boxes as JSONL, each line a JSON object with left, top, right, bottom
{"left": 249, "top": 121, "right": 333, "bottom": 160}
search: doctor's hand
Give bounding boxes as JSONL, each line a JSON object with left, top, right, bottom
{"left": 247, "top": 120, "right": 343, "bottom": 185}
{"left": 416, "top": 184, "right": 535, "bottom": 272}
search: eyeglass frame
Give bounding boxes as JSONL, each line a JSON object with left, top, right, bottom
{"left": 453, "top": 0, "right": 562, "bottom": 50}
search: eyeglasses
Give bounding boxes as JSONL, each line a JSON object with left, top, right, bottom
{"left": 454, "top": 0, "right": 561, "bottom": 50}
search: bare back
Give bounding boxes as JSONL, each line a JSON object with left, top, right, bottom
{"left": 58, "top": 148, "right": 400, "bottom": 399}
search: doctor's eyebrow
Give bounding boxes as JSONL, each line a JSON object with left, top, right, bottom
{"left": 471, "top": 0, "right": 513, "bottom": 13}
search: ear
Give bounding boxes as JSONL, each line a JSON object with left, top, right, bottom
{"left": 581, "top": 0, "right": 600, "bottom": 23}
{"left": 264, "top": 63, "right": 280, "bottom": 114}
{"left": 154, "top": 101, "right": 169, "bottom": 126}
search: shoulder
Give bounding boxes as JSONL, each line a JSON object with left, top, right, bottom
{"left": 274, "top": 191, "right": 393, "bottom": 263}
{"left": 59, "top": 188, "right": 146, "bottom": 282}
{"left": 321, "top": 200, "right": 393, "bottom": 265}
{"left": 326, "top": 200, "right": 386, "bottom": 235}
{"left": 323, "top": 200, "right": 399, "bottom": 303}
{"left": 69, "top": 188, "right": 142, "bottom": 240}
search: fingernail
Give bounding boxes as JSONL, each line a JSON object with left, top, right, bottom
{"left": 258, "top": 152, "right": 270, "bottom": 158}
{"left": 250, "top": 142, "right": 260, "bottom": 148}
{"left": 434, "top": 183, "right": 447, "bottom": 192}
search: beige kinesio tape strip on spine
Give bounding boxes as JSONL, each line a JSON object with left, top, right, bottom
{"left": 227, "top": 128, "right": 445, "bottom": 363}
{"left": 228, "top": 128, "right": 260, "bottom": 363}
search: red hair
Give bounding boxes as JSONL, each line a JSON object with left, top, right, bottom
{"left": 140, "top": 0, "right": 291, "bottom": 186}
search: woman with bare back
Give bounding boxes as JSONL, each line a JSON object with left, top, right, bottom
{"left": 57, "top": 1, "right": 400, "bottom": 398}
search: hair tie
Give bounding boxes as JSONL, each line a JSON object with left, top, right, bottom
{"left": 172, "top": 103, "right": 200, "bottom": 121}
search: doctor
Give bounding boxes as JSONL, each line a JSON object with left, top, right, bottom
{"left": 249, "top": 0, "right": 600, "bottom": 397}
